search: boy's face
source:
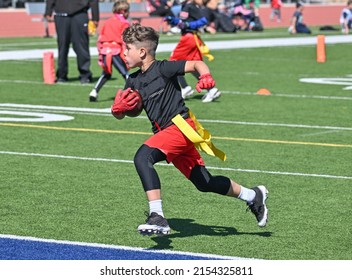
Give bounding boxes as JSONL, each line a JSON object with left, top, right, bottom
{"left": 123, "top": 43, "right": 143, "bottom": 69}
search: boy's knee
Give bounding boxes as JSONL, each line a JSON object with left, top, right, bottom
{"left": 189, "top": 165, "right": 230, "bottom": 195}
{"left": 134, "top": 144, "right": 165, "bottom": 170}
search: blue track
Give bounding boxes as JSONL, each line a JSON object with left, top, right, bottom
{"left": 0, "top": 235, "right": 235, "bottom": 260}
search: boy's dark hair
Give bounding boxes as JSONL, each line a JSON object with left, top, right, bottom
{"left": 122, "top": 24, "right": 159, "bottom": 56}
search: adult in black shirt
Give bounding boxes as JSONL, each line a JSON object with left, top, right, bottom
{"left": 44, "top": 0, "right": 99, "bottom": 83}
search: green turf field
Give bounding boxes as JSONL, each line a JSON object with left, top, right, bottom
{"left": 0, "top": 29, "right": 351, "bottom": 260}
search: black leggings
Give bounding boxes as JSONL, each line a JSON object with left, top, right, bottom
{"left": 134, "top": 145, "right": 231, "bottom": 195}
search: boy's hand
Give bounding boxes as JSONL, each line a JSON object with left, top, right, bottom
{"left": 111, "top": 88, "right": 140, "bottom": 119}
{"left": 196, "top": 73, "right": 215, "bottom": 92}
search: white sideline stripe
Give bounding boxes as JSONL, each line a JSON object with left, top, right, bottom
{"left": 0, "top": 103, "right": 111, "bottom": 113}
{"left": 197, "top": 119, "right": 352, "bottom": 131}
{"left": 1, "top": 151, "right": 351, "bottom": 180}
{"left": 1, "top": 79, "right": 352, "bottom": 101}
{"left": 222, "top": 90, "right": 352, "bottom": 101}
{"left": 1, "top": 35, "right": 352, "bottom": 60}
{"left": 0, "top": 234, "right": 249, "bottom": 260}
{"left": 1, "top": 103, "right": 352, "bottom": 131}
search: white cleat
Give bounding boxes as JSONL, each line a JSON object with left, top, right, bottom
{"left": 202, "top": 87, "right": 221, "bottom": 103}
{"left": 137, "top": 212, "right": 171, "bottom": 236}
{"left": 247, "top": 185, "right": 268, "bottom": 227}
{"left": 89, "top": 89, "right": 98, "bottom": 102}
{"left": 181, "top": 86, "right": 194, "bottom": 99}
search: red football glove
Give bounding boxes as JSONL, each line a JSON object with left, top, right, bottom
{"left": 111, "top": 88, "right": 140, "bottom": 119}
{"left": 196, "top": 73, "right": 215, "bottom": 92}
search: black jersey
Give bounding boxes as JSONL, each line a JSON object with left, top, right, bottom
{"left": 179, "top": 3, "right": 206, "bottom": 34}
{"left": 45, "top": 0, "right": 99, "bottom": 21}
{"left": 180, "top": 3, "right": 204, "bottom": 22}
{"left": 125, "top": 60, "right": 189, "bottom": 133}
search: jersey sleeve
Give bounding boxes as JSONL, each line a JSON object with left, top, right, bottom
{"left": 159, "top": 60, "right": 187, "bottom": 79}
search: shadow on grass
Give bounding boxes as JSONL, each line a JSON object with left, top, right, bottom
{"left": 147, "top": 218, "right": 272, "bottom": 250}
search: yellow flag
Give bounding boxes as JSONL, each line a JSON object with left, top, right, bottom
{"left": 172, "top": 111, "right": 226, "bottom": 161}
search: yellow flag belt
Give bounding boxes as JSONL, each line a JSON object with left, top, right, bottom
{"left": 172, "top": 111, "right": 226, "bottom": 161}
{"left": 194, "top": 33, "right": 214, "bottom": 62}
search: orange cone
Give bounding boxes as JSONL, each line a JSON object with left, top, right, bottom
{"left": 316, "top": 35, "right": 326, "bottom": 63}
{"left": 257, "top": 88, "right": 271, "bottom": 95}
{"left": 43, "top": 51, "right": 56, "bottom": 84}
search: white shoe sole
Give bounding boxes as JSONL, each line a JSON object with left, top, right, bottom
{"left": 181, "top": 87, "right": 194, "bottom": 99}
{"left": 257, "top": 185, "right": 268, "bottom": 227}
{"left": 89, "top": 90, "right": 98, "bottom": 102}
{"left": 137, "top": 224, "right": 171, "bottom": 236}
{"left": 202, "top": 89, "right": 221, "bottom": 103}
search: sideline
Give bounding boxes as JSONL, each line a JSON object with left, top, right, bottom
{"left": 1, "top": 103, "right": 352, "bottom": 130}
{"left": 1, "top": 35, "right": 352, "bottom": 61}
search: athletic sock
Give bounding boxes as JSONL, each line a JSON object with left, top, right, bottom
{"left": 149, "top": 199, "right": 164, "bottom": 217}
{"left": 238, "top": 186, "right": 256, "bottom": 203}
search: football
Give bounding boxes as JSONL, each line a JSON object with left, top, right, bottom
{"left": 125, "top": 90, "right": 143, "bottom": 117}
{"left": 111, "top": 110, "right": 125, "bottom": 120}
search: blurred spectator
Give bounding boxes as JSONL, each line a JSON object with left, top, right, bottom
{"left": 44, "top": 0, "right": 99, "bottom": 83}
{"left": 288, "top": 2, "right": 311, "bottom": 34}
{"left": 340, "top": 0, "right": 352, "bottom": 34}
{"left": 171, "top": 0, "right": 184, "bottom": 17}
{"left": 243, "top": 0, "right": 260, "bottom": 17}
{"left": 270, "top": 0, "right": 282, "bottom": 23}
{"left": 146, "top": 0, "right": 174, "bottom": 17}
{"left": 203, "top": 0, "right": 237, "bottom": 33}
{"left": 146, "top": 0, "right": 177, "bottom": 33}
{"left": 225, "top": 0, "right": 263, "bottom": 31}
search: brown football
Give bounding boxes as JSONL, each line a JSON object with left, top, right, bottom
{"left": 125, "top": 90, "right": 143, "bottom": 117}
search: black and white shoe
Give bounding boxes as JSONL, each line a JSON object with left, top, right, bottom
{"left": 137, "top": 212, "right": 171, "bottom": 236}
{"left": 202, "top": 87, "right": 221, "bottom": 103}
{"left": 181, "top": 86, "right": 194, "bottom": 99}
{"left": 89, "top": 89, "right": 98, "bottom": 102}
{"left": 247, "top": 185, "right": 268, "bottom": 227}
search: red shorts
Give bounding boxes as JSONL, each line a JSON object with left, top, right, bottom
{"left": 144, "top": 118, "right": 205, "bottom": 179}
{"left": 170, "top": 33, "right": 203, "bottom": 61}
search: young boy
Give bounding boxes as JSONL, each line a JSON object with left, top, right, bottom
{"left": 270, "top": 0, "right": 282, "bottom": 23}
{"left": 89, "top": 0, "right": 130, "bottom": 102}
{"left": 113, "top": 23, "right": 268, "bottom": 236}
{"left": 340, "top": 0, "right": 352, "bottom": 34}
{"left": 288, "top": 2, "right": 311, "bottom": 34}
{"left": 165, "top": 0, "right": 221, "bottom": 102}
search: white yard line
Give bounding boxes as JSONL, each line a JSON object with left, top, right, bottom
{"left": 1, "top": 150, "right": 351, "bottom": 180}
{"left": 1, "top": 103, "right": 351, "bottom": 131}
